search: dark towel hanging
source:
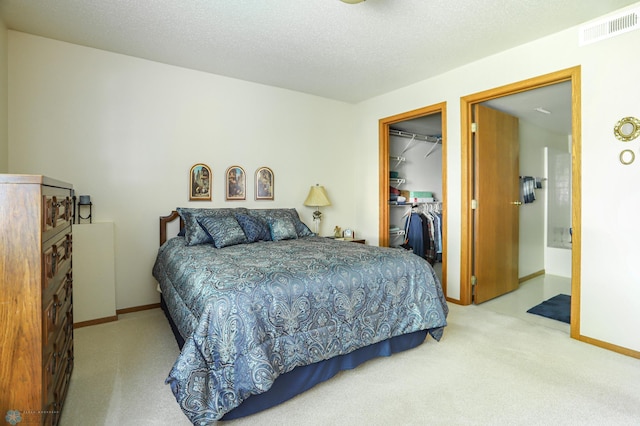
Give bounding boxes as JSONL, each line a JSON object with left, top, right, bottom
{"left": 519, "top": 176, "right": 536, "bottom": 204}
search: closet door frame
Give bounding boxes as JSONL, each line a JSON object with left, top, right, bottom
{"left": 379, "top": 102, "right": 447, "bottom": 297}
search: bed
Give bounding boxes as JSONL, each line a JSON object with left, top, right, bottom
{"left": 152, "top": 207, "right": 448, "bottom": 424}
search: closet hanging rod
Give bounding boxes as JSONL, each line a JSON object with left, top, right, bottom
{"left": 389, "top": 129, "right": 441, "bottom": 144}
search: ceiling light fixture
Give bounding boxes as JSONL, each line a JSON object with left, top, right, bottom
{"left": 340, "top": 0, "right": 366, "bottom": 4}
{"left": 534, "top": 107, "right": 552, "bottom": 115}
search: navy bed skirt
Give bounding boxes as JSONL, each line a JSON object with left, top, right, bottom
{"left": 160, "top": 295, "right": 427, "bottom": 420}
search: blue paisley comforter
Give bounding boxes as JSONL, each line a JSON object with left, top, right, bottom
{"left": 153, "top": 236, "right": 448, "bottom": 424}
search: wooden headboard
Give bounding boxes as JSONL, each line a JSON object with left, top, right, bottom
{"left": 160, "top": 211, "right": 183, "bottom": 246}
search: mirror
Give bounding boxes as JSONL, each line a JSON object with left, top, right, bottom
{"left": 614, "top": 117, "right": 640, "bottom": 142}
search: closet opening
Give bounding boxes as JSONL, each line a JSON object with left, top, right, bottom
{"left": 379, "top": 102, "right": 447, "bottom": 295}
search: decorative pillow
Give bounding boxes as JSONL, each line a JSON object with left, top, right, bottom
{"left": 198, "top": 215, "right": 248, "bottom": 248}
{"left": 235, "top": 213, "right": 271, "bottom": 243}
{"left": 294, "top": 215, "right": 314, "bottom": 237}
{"left": 176, "top": 207, "right": 249, "bottom": 246}
{"left": 248, "top": 208, "right": 314, "bottom": 238}
{"left": 268, "top": 217, "right": 298, "bottom": 241}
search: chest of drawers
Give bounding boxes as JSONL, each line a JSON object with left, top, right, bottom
{"left": 0, "top": 175, "right": 74, "bottom": 425}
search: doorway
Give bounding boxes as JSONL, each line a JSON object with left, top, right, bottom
{"left": 379, "top": 102, "right": 447, "bottom": 296}
{"left": 460, "top": 66, "right": 581, "bottom": 339}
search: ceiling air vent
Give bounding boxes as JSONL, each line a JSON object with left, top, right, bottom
{"left": 579, "top": 8, "right": 640, "bottom": 46}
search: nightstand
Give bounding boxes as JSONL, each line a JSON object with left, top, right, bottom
{"left": 326, "top": 237, "right": 366, "bottom": 244}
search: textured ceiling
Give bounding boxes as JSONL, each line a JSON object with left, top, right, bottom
{"left": 0, "top": 0, "right": 636, "bottom": 103}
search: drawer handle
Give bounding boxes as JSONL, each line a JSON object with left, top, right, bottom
{"left": 66, "top": 274, "right": 73, "bottom": 292}
{"left": 64, "top": 236, "right": 73, "bottom": 259}
{"left": 51, "top": 197, "right": 59, "bottom": 226}
{"left": 51, "top": 250, "right": 57, "bottom": 275}
{"left": 66, "top": 356, "right": 74, "bottom": 374}
{"left": 64, "top": 197, "right": 72, "bottom": 221}
{"left": 51, "top": 296, "right": 62, "bottom": 324}
{"left": 52, "top": 351, "right": 58, "bottom": 375}
{"left": 51, "top": 303, "right": 57, "bottom": 324}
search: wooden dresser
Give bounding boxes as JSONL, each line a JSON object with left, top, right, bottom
{"left": 0, "top": 175, "right": 74, "bottom": 425}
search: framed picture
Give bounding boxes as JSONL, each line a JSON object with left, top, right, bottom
{"left": 226, "top": 166, "right": 246, "bottom": 200}
{"left": 189, "top": 163, "right": 212, "bottom": 201}
{"left": 343, "top": 229, "right": 354, "bottom": 239}
{"left": 255, "top": 167, "right": 274, "bottom": 200}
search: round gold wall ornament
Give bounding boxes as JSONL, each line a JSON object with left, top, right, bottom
{"left": 614, "top": 116, "right": 640, "bottom": 142}
{"left": 619, "top": 149, "right": 635, "bottom": 165}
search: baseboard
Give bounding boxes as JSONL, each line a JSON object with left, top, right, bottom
{"left": 578, "top": 334, "right": 640, "bottom": 360}
{"left": 72, "top": 303, "right": 161, "bottom": 329}
{"left": 74, "top": 315, "right": 118, "bottom": 329}
{"left": 116, "top": 302, "right": 161, "bottom": 315}
{"left": 519, "top": 269, "right": 545, "bottom": 283}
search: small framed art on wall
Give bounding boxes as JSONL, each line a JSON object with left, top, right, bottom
{"left": 255, "top": 167, "right": 274, "bottom": 200}
{"left": 189, "top": 163, "right": 212, "bottom": 201}
{"left": 226, "top": 166, "right": 246, "bottom": 200}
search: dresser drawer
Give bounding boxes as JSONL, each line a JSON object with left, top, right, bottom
{"left": 42, "top": 400, "right": 57, "bottom": 426}
{"left": 44, "top": 308, "right": 72, "bottom": 410}
{"left": 43, "top": 344, "right": 57, "bottom": 410}
{"left": 59, "top": 336, "right": 74, "bottom": 397}
{"left": 52, "top": 336, "right": 73, "bottom": 426}
{"left": 43, "top": 194, "right": 73, "bottom": 234}
{"left": 42, "top": 233, "right": 72, "bottom": 293}
{"left": 44, "top": 324, "right": 64, "bottom": 407}
{"left": 43, "top": 271, "right": 72, "bottom": 347}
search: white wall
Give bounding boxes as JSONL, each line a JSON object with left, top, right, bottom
{"left": 519, "top": 120, "right": 569, "bottom": 278}
{"left": 545, "top": 145, "right": 573, "bottom": 278}
{"left": 355, "top": 3, "right": 640, "bottom": 351}
{"left": 8, "top": 31, "right": 358, "bottom": 310}
{"left": 0, "top": 16, "right": 7, "bottom": 172}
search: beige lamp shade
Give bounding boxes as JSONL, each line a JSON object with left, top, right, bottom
{"left": 303, "top": 185, "right": 331, "bottom": 208}
{"left": 304, "top": 185, "right": 331, "bottom": 234}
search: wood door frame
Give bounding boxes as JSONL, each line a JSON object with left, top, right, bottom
{"left": 459, "top": 66, "right": 581, "bottom": 339}
{"left": 379, "top": 102, "right": 448, "bottom": 297}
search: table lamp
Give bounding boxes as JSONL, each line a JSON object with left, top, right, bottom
{"left": 303, "top": 184, "right": 331, "bottom": 234}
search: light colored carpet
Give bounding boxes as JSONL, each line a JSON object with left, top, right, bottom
{"left": 61, "top": 304, "right": 640, "bottom": 425}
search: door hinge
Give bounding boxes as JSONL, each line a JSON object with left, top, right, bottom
{"left": 471, "top": 199, "right": 478, "bottom": 210}
{"left": 471, "top": 275, "right": 477, "bottom": 302}
{"left": 471, "top": 122, "right": 477, "bottom": 133}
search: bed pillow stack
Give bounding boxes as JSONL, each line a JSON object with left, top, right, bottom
{"left": 176, "top": 207, "right": 249, "bottom": 246}
{"left": 267, "top": 217, "right": 298, "bottom": 241}
{"left": 235, "top": 213, "right": 271, "bottom": 243}
{"left": 247, "top": 208, "right": 314, "bottom": 239}
{"left": 198, "top": 215, "right": 248, "bottom": 248}
{"left": 176, "top": 207, "right": 313, "bottom": 247}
